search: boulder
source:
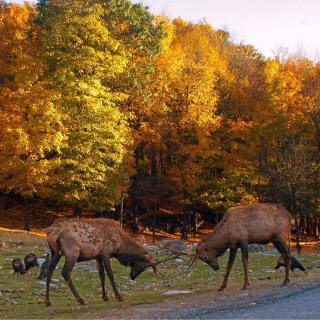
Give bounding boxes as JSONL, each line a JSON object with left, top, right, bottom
{"left": 162, "top": 240, "right": 186, "bottom": 252}
{"left": 248, "top": 244, "right": 268, "bottom": 253}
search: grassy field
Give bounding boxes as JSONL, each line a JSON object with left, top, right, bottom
{"left": 1, "top": 230, "right": 320, "bottom": 319}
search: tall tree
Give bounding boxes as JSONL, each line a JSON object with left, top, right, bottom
{"left": 0, "top": 2, "right": 63, "bottom": 229}
{"left": 38, "top": 0, "right": 131, "bottom": 213}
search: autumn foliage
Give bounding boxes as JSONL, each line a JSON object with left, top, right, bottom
{"left": 0, "top": 1, "right": 319, "bottom": 239}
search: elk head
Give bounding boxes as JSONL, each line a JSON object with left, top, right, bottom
{"left": 129, "top": 253, "right": 158, "bottom": 280}
{"left": 195, "top": 242, "right": 220, "bottom": 270}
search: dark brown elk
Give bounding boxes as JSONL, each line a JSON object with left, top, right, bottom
{"left": 24, "top": 253, "right": 39, "bottom": 271}
{"left": 195, "top": 203, "right": 291, "bottom": 291}
{"left": 275, "top": 255, "right": 307, "bottom": 274}
{"left": 44, "top": 218, "right": 159, "bottom": 306}
{"left": 12, "top": 257, "right": 27, "bottom": 275}
{"left": 37, "top": 253, "right": 50, "bottom": 280}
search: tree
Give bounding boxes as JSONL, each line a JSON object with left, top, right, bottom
{"left": 0, "top": 2, "right": 63, "bottom": 229}
{"left": 38, "top": 0, "right": 131, "bottom": 213}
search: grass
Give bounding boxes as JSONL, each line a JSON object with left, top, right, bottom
{"left": 1, "top": 230, "right": 320, "bottom": 319}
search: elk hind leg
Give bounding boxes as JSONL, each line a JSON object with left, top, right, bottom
{"left": 272, "top": 238, "right": 290, "bottom": 285}
{"left": 96, "top": 259, "right": 108, "bottom": 301}
{"left": 218, "top": 248, "right": 238, "bottom": 291}
{"left": 61, "top": 257, "right": 85, "bottom": 305}
{"left": 45, "top": 251, "right": 61, "bottom": 307}
{"left": 103, "top": 256, "right": 123, "bottom": 301}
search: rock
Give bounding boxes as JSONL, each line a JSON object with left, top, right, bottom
{"left": 174, "top": 258, "right": 184, "bottom": 263}
{"left": 163, "top": 290, "right": 194, "bottom": 295}
{"left": 248, "top": 244, "right": 268, "bottom": 253}
{"left": 38, "top": 258, "right": 46, "bottom": 266}
{"left": 162, "top": 240, "right": 186, "bottom": 252}
{"left": 38, "top": 281, "right": 57, "bottom": 288}
{"left": 266, "top": 248, "right": 278, "bottom": 255}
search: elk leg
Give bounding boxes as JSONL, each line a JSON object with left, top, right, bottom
{"left": 239, "top": 242, "right": 250, "bottom": 290}
{"left": 61, "top": 258, "right": 85, "bottom": 305}
{"left": 45, "top": 252, "right": 61, "bottom": 307}
{"left": 102, "top": 256, "right": 123, "bottom": 302}
{"left": 272, "top": 239, "right": 290, "bottom": 285}
{"left": 96, "top": 259, "right": 108, "bottom": 301}
{"left": 218, "top": 248, "right": 237, "bottom": 291}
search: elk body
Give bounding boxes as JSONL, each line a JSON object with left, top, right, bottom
{"left": 44, "top": 218, "right": 158, "bottom": 306}
{"left": 196, "top": 203, "right": 291, "bottom": 291}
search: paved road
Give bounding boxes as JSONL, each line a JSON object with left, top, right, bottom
{"left": 109, "top": 279, "right": 320, "bottom": 319}
{"left": 200, "top": 285, "right": 320, "bottom": 319}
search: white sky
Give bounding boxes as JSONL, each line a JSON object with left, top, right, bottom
{"left": 11, "top": 0, "right": 320, "bottom": 59}
{"left": 132, "top": 0, "right": 320, "bottom": 59}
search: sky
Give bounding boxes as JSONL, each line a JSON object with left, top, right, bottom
{"left": 131, "top": 0, "right": 320, "bottom": 59}
{"left": 11, "top": 0, "right": 320, "bottom": 59}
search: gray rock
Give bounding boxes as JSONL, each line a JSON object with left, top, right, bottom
{"left": 248, "top": 244, "right": 268, "bottom": 253}
{"left": 162, "top": 240, "right": 186, "bottom": 252}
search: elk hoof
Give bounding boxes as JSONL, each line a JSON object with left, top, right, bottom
{"left": 117, "top": 295, "right": 124, "bottom": 302}
{"left": 242, "top": 284, "right": 251, "bottom": 290}
{"left": 102, "top": 295, "right": 109, "bottom": 302}
{"left": 217, "top": 286, "right": 225, "bottom": 292}
{"left": 78, "top": 299, "right": 85, "bottom": 305}
{"left": 282, "top": 279, "right": 290, "bottom": 286}
{"left": 45, "top": 301, "right": 51, "bottom": 307}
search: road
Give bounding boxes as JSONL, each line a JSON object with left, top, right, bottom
{"left": 107, "top": 278, "right": 320, "bottom": 319}
{"left": 219, "top": 285, "right": 320, "bottom": 319}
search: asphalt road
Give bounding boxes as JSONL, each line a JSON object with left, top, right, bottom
{"left": 197, "top": 285, "right": 320, "bottom": 319}
{"left": 108, "top": 278, "right": 320, "bottom": 319}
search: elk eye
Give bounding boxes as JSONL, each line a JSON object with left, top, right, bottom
{"left": 203, "top": 255, "right": 209, "bottom": 261}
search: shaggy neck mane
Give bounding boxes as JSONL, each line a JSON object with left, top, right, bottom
{"left": 113, "top": 232, "right": 147, "bottom": 266}
{"left": 205, "top": 221, "right": 229, "bottom": 256}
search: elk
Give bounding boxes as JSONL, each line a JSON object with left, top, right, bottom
{"left": 12, "top": 257, "right": 27, "bottom": 275}
{"left": 195, "top": 203, "right": 291, "bottom": 291}
{"left": 44, "top": 218, "right": 160, "bottom": 306}
{"left": 37, "top": 253, "right": 50, "bottom": 280}
{"left": 24, "top": 253, "right": 39, "bottom": 271}
{"left": 275, "top": 255, "right": 307, "bottom": 274}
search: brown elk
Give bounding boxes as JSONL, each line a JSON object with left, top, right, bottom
{"left": 195, "top": 203, "right": 291, "bottom": 291}
{"left": 44, "top": 218, "right": 159, "bottom": 306}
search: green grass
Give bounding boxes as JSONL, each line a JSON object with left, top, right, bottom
{"left": 1, "top": 231, "right": 320, "bottom": 319}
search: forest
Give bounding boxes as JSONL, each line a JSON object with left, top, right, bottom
{"left": 0, "top": 0, "right": 319, "bottom": 247}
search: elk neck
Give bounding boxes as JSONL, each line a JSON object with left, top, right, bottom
{"left": 204, "top": 224, "right": 229, "bottom": 256}
{"left": 113, "top": 232, "right": 148, "bottom": 266}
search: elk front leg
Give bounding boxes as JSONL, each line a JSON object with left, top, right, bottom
{"left": 240, "top": 241, "right": 250, "bottom": 290}
{"left": 96, "top": 259, "right": 108, "bottom": 301}
{"left": 45, "top": 252, "right": 61, "bottom": 307}
{"left": 102, "top": 256, "right": 123, "bottom": 301}
{"left": 61, "top": 257, "right": 85, "bottom": 305}
{"left": 218, "top": 248, "right": 237, "bottom": 291}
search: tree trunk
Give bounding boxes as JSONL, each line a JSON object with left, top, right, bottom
{"left": 313, "top": 216, "right": 319, "bottom": 237}
{"left": 23, "top": 197, "right": 30, "bottom": 231}
{"left": 300, "top": 214, "right": 305, "bottom": 241}
{"left": 119, "top": 162, "right": 126, "bottom": 229}
{"left": 73, "top": 206, "right": 83, "bottom": 218}
{"left": 306, "top": 214, "right": 312, "bottom": 236}
{"left": 293, "top": 208, "right": 301, "bottom": 254}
